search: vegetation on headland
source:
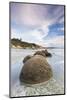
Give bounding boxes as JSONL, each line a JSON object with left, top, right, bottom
{"left": 11, "top": 38, "right": 43, "bottom": 49}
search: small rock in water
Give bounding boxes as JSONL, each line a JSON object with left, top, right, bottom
{"left": 34, "top": 49, "right": 52, "bottom": 57}
{"left": 34, "top": 51, "right": 46, "bottom": 57}
{"left": 42, "top": 49, "right": 52, "bottom": 57}
{"left": 23, "top": 55, "right": 32, "bottom": 63}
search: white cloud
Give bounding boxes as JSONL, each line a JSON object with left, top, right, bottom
{"left": 43, "top": 35, "right": 64, "bottom": 47}
{"left": 11, "top": 27, "right": 64, "bottom": 47}
{"left": 11, "top": 29, "right": 19, "bottom": 38}
{"left": 11, "top": 25, "right": 49, "bottom": 46}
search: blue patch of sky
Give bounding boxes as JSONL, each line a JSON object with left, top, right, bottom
{"left": 48, "top": 23, "right": 64, "bottom": 35}
{"left": 43, "top": 22, "right": 64, "bottom": 41}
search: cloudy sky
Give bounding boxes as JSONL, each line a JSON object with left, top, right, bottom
{"left": 11, "top": 3, "right": 64, "bottom": 47}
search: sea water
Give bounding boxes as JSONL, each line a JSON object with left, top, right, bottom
{"left": 10, "top": 48, "right": 64, "bottom": 97}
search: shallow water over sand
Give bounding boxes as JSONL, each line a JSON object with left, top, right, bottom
{"left": 10, "top": 48, "right": 64, "bottom": 97}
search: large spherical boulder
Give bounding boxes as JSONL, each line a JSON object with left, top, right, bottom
{"left": 42, "top": 49, "right": 52, "bottom": 57}
{"left": 34, "top": 51, "right": 46, "bottom": 57}
{"left": 19, "top": 55, "right": 53, "bottom": 84}
{"left": 23, "top": 55, "right": 32, "bottom": 63}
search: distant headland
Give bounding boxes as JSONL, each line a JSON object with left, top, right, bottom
{"left": 11, "top": 38, "right": 44, "bottom": 49}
